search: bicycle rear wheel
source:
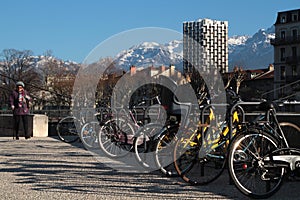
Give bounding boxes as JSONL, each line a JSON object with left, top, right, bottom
{"left": 154, "top": 125, "right": 179, "bottom": 177}
{"left": 80, "top": 121, "right": 100, "bottom": 148}
{"left": 280, "top": 122, "right": 300, "bottom": 149}
{"left": 57, "top": 116, "right": 80, "bottom": 143}
{"left": 174, "top": 124, "right": 226, "bottom": 185}
{"left": 133, "top": 123, "right": 164, "bottom": 170}
{"left": 98, "top": 118, "right": 134, "bottom": 158}
{"left": 228, "top": 129, "right": 284, "bottom": 199}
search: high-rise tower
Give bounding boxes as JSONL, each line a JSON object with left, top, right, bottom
{"left": 183, "top": 18, "right": 228, "bottom": 75}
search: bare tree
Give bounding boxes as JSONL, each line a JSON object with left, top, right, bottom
{"left": 0, "top": 49, "right": 42, "bottom": 108}
{"left": 185, "top": 67, "right": 208, "bottom": 105}
{"left": 233, "top": 66, "right": 246, "bottom": 95}
{"left": 223, "top": 73, "right": 234, "bottom": 90}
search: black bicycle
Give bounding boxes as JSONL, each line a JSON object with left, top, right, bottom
{"left": 227, "top": 101, "right": 300, "bottom": 199}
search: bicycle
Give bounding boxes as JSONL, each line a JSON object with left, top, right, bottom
{"left": 132, "top": 89, "right": 196, "bottom": 171}
{"left": 80, "top": 107, "right": 112, "bottom": 148}
{"left": 98, "top": 95, "right": 162, "bottom": 158}
{"left": 153, "top": 89, "right": 242, "bottom": 178}
{"left": 57, "top": 108, "right": 107, "bottom": 145}
{"left": 153, "top": 102, "right": 199, "bottom": 176}
{"left": 172, "top": 94, "right": 245, "bottom": 185}
{"left": 227, "top": 101, "right": 300, "bottom": 198}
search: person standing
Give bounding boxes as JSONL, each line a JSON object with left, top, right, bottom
{"left": 9, "top": 81, "right": 32, "bottom": 140}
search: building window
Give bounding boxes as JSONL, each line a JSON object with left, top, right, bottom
{"left": 292, "top": 46, "right": 297, "bottom": 57}
{"left": 280, "top": 31, "right": 286, "bottom": 39}
{"left": 292, "top": 65, "right": 298, "bottom": 76}
{"left": 280, "top": 66, "right": 286, "bottom": 80}
{"left": 292, "top": 29, "right": 298, "bottom": 39}
{"left": 281, "top": 16, "right": 286, "bottom": 23}
{"left": 279, "top": 84, "right": 285, "bottom": 98}
{"left": 292, "top": 13, "right": 298, "bottom": 21}
{"left": 280, "top": 48, "right": 286, "bottom": 61}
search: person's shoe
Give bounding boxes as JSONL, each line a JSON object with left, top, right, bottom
{"left": 15, "top": 137, "right": 19, "bottom": 140}
{"left": 25, "top": 136, "right": 31, "bottom": 140}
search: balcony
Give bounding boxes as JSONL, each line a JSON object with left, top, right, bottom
{"left": 285, "top": 56, "right": 300, "bottom": 64}
{"left": 286, "top": 75, "right": 300, "bottom": 83}
{"left": 270, "top": 35, "right": 300, "bottom": 45}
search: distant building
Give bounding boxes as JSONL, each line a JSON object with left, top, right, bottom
{"left": 223, "top": 65, "right": 274, "bottom": 101}
{"left": 111, "top": 65, "right": 188, "bottom": 109}
{"left": 244, "top": 65, "right": 275, "bottom": 101}
{"left": 271, "top": 8, "right": 300, "bottom": 100}
{"left": 183, "top": 18, "right": 228, "bottom": 75}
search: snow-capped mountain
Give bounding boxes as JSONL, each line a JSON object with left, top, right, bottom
{"left": 228, "top": 35, "right": 251, "bottom": 54}
{"left": 228, "top": 26, "right": 275, "bottom": 70}
{"left": 113, "top": 26, "right": 275, "bottom": 72}
{"left": 1, "top": 26, "right": 274, "bottom": 76}
{"left": 114, "top": 40, "right": 183, "bottom": 71}
{"left": 0, "top": 54, "right": 79, "bottom": 76}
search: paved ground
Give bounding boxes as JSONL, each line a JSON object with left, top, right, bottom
{"left": 0, "top": 136, "right": 299, "bottom": 200}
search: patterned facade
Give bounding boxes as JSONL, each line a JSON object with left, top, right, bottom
{"left": 183, "top": 18, "right": 228, "bottom": 75}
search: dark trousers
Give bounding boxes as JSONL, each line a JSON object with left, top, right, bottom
{"left": 13, "top": 115, "right": 30, "bottom": 138}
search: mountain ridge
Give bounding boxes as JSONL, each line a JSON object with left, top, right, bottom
{"left": 1, "top": 26, "right": 274, "bottom": 73}
{"left": 114, "top": 26, "right": 275, "bottom": 72}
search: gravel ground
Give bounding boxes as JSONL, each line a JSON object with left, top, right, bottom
{"left": 0, "top": 137, "right": 299, "bottom": 200}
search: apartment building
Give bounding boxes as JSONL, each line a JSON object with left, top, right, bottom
{"left": 271, "top": 9, "right": 300, "bottom": 100}
{"left": 183, "top": 18, "right": 228, "bottom": 75}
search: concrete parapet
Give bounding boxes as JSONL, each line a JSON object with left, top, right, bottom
{"left": 0, "top": 114, "right": 48, "bottom": 137}
{"left": 32, "top": 114, "right": 48, "bottom": 137}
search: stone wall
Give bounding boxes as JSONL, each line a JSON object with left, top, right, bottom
{"left": 0, "top": 114, "right": 48, "bottom": 137}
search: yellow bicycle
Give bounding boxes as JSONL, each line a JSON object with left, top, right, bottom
{"left": 173, "top": 101, "right": 244, "bottom": 185}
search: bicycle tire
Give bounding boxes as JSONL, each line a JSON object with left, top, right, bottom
{"left": 227, "top": 129, "right": 284, "bottom": 199}
{"left": 154, "top": 125, "right": 179, "bottom": 177}
{"left": 133, "top": 123, "right": 164, "bottom": 170}
{"left": 80, "top": 121, "right": 100, "bottom": 148}
{"left": 279, "top": 122, "right": 300, "bottom": 149}
{"left": 174, "top": 124, "right": 226, "bottom": 185}
{"left": 57, "top": 116, "right": 80, "bottom": 143}
{"left": 98, "top": 117, "right": 134, "bottom": 158}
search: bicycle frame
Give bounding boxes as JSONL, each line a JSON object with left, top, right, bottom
{"left": 232, "top": 103, "right": 300, "bottom": 180}
{"left": 180, "top": 102, "right": 244, "bottom": 151}
{"left": 260, "top": 108, "right": 300, "bottom": 172}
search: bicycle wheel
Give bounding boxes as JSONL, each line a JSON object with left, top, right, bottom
{"left": 174, "top": 124, "right": 227, "bottom": 185}
{"left": 228, "top": 129, "right": 284, "bottom": 199}
{"left": 133, "top": 123, "right": 164, "bottom": 170}
{"left": 280, "top": 122, "right": 300, "bottom": 149}
{"left": 154, "top": 125, "right": 179, "bottom": 177}
{"left": 57, "top": 116, "right": 80, "bottom": 143}
{"left": 80, "top": 121, "right": 100, "bottom": 148}
{"left": 98, "top": 118, "right": 134, "bottom": 158}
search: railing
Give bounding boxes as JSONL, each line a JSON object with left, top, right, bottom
{"left": 261, "top": 79, "right": 300, "bottom": 100}
{"left": 0, "top": 109, "right": 72, "bottom": 123}
{"left": 286, "top": 75, "right": 300, "bottom": 83}
{"left": 270, "top": 35, "right": 300, "bottom": 45}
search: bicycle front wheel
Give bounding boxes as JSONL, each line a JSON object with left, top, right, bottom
{"left": 80, "top": 121, "right": 100, "bottom": 148}
{"left": 228, "top": 130, "right": 284, "bottom": 199}
{"left": 57, "top": 116, "right": 80, "bottom": 143}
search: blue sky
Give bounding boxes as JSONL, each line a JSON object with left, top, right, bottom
{"left": 1, "top": 0, "right": 300, "bottom": 63}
